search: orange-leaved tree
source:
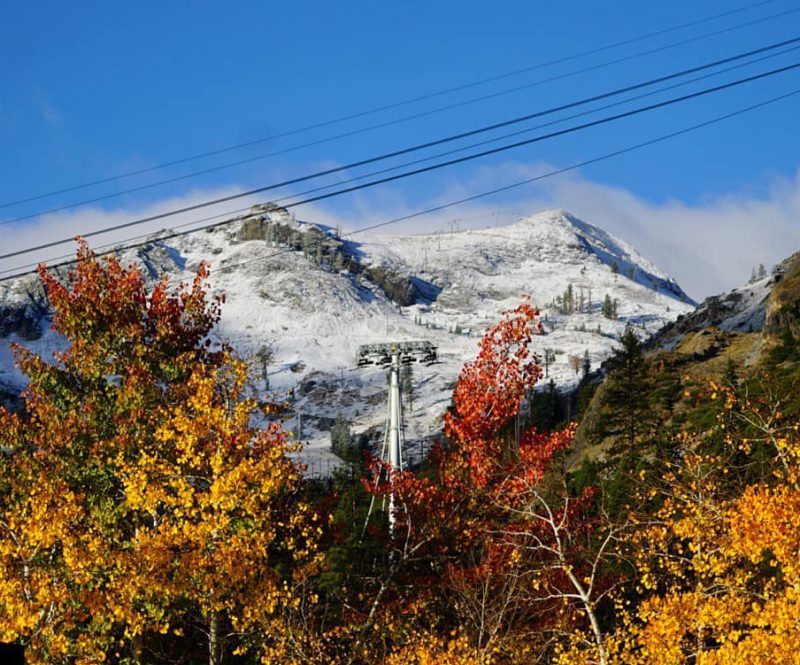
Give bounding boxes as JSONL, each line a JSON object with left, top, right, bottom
{"left": 0, "top": 242, "right": 320, "bottom": 664}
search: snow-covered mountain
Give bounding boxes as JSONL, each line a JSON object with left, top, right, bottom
{"left": 0, "top": 206, "right": 695, "bottom": 471}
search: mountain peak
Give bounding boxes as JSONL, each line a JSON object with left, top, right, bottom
{"left": 1, "top": 205, "right": 696, "bottom": 458}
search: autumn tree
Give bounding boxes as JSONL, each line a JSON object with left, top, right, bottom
{"left": 599, "top": 383, "right": 800, "bottom": 664}
{"left": 0, "top": 243, "right": 320, "bottom": 664}
{"left": 357, "top": 303, "right": 620, "bottom": 662}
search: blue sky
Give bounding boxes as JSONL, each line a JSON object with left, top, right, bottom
{"left": 1, "top": 1, "right": 799, "bottom": 297}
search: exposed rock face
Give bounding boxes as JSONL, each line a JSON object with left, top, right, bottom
{"left": 648, "top": 278, "right": 771, "bottom": 352}
{"left": 364, "top": 265, "right": 417, "bottom": 306}
{"left": 653, "top": 254, "right": 800, "bottom": 353}
{"left": 647, "top": 250, "right": 800, "bottom": 355}
{"left": 0, "top": 280, "right": 49, "bottom": 341}
{"left": 764, "top": 251, "right": 800, "bottom": 342}
{"left": 0, "top": 302, "right": 43, "bottom": 340}
{"left": 236, "top": 205, "right": 421, "bottom": 307}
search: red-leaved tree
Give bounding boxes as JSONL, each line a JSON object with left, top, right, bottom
{"left": 361, "top": 303, "right": 623, "bottom": 661}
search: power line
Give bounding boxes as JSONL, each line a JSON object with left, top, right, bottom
{"left": 13, "top": 86, "right": 800, "bottom": 286}
{"left": 4, "top": 34, "right": 799, "bottom": 230}
{"left": 2, "top": 34, "right": 786, "bottom": 279}
{"left": 1, "top": 83, "right": 797, "bottom": 285}
{"left": 2, "top": 59, "right": 798, "bottom": 264}
{"left": 203, "top": 88, "right": 800, "bottom": 276}
{"left": 1, "top": 2, "right": 795, "bottom": 214}
{"left": 264, "top": 63, "right": 800, "bottom": 209}
{"left": 266, "top": 42, "right": 800, "bottom": 208}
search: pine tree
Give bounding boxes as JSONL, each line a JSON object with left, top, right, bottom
{"left": 315, "top": 241, "right": 324, "bottom": 267}
{"left": 330, "top": 414, "right": 353, "bottom": 460}
{"left": 563, "top": 284, "right": 574, "bottom": 314}
{"left": 401, "top": 363, "right": 414, "bottom": 412}
{"left": 256, "top": 343, "right": 274, "bottom": 392}
{"left": 602, "top": 294, "right": 613, "bottom": 319}
{"left": 725, "top": 355, "right": 738, "bottom": 388}
{"left": 758, "top": 263, "right": 767, "bottom": 279}
{"left": 527, "top": 379, "right": 561, "bottom": 431}
{"left": 590, "top": 325, "right": 654, "bottom": 459}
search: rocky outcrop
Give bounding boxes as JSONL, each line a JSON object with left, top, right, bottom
{"left": 0, "top": 282, "right": 49, "bottom": 341}
{"left": 364, "top": 264, "right": 417, "bottom": 306}
{"left": 236, "top": 206, "right": 422, "bottom": 307}
{"left": 764, "top": 251, "right": 800, "bottom": 343}
{"left": 0, "top": 302, "right": 44, "bottom": 340}
{"left": 648, "top": 279, "right": 771, "bottom": 351}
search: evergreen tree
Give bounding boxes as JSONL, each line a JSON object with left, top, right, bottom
{"left": 315, "top": 241, "right": 324, "bottom": 267}
{"left": 527, "top": 379, "right": 561, "bottom": 431}
{"left": 758, "top": 263, "right": 767, "bottom": 279}
{"left": 602, "top": 294, "right": 613, "bottom": 319}
{"left": 255, "top": 344, "right": 274, "bottom": 392}
{"left": 591, "top": 325, "right": 654, "bottom": 459}
{"left": 400, "top": 363, "right": 414, "bottom": 412}
{"left": 725, "top": 355, "right": 738, "bottom": 388}
{"left": 330, "top": 415, "right": 353, "bottom": 460}
{"left": 563, "top": 284, "right": 574, "bottom": 314}
{"left": 582, "top": 349, "right": 591, "bottom": 378}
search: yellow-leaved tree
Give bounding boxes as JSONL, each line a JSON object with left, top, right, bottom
{"left": 0, "top": 243, "right": 321, "bottom": 664}
{"left": 599, "top": 384, "right": 800, "bottom": 665}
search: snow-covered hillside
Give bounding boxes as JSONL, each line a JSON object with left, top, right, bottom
{"left": 0, "top": 206, "right": 694, "bottom": 471}
{"left": 648, "top": 251, "right": 800, "bottom": 354}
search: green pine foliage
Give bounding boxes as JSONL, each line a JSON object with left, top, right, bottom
{"left": 589, "top": 325, "right": 655, "bottom": 459}
{"left": 330, "top": 414, "right": 355, "bottom": 462}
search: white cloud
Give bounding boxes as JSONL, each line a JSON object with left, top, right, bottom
{"left": 307, "top": 161, "right": 800, "bottom": 300}
{"left": 504, "top": 165, "right": 800, "bottom": 300}
{"left": 0, "top": 186, "right": 261, "bottom": 277}
{"left": 31, "top": 86, "right": 65, "bottom": 129}
{"left": 3, "top": 161, "right": 798, "bottom": 301}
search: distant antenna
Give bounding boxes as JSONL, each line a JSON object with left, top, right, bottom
{"left": 356, "top": 341, "right": 437, "bottom": 537}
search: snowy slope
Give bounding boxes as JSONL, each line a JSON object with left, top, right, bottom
{"left": 648, "top": 272, "right": 775, "bottom": 354}
{"left": 0, "top": 206, "right": 694, "bottom": 470}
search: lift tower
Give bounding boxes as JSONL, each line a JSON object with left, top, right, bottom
{"left": 357, "top": 341, "right": 437, "bottom": 534}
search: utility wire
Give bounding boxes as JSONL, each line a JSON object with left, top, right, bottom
{"left": 3, "top": 59, "right": 798, "bottom": 263}
{"left": 267, "top": 42, "right": 800, "bottom": 207}
{"left": 213, "top": 88, "right": 800, "bottom": 275}
{"left": 4, "top": 35, "right": 799, "bottom": 230}
{"left": 3, "top": 31, "right": 778, "bottom": 281}
{"left": 1, "top": 2, "right": 795, "bottom": 214}
{"left": 32, "top": 39, "right": 796, "bottom": 258}
{"left": 1, "top": 85, "right": 797, "bottom": 285}
{"left": 12, "top": 41, "right": 754, "bottom": 278}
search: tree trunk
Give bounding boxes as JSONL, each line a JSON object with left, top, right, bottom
{"left": 564, "top": 567, "right": 607, "bottom": 665}
{"left": 209, "top": 612, "right": 221, "bottom": 665}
